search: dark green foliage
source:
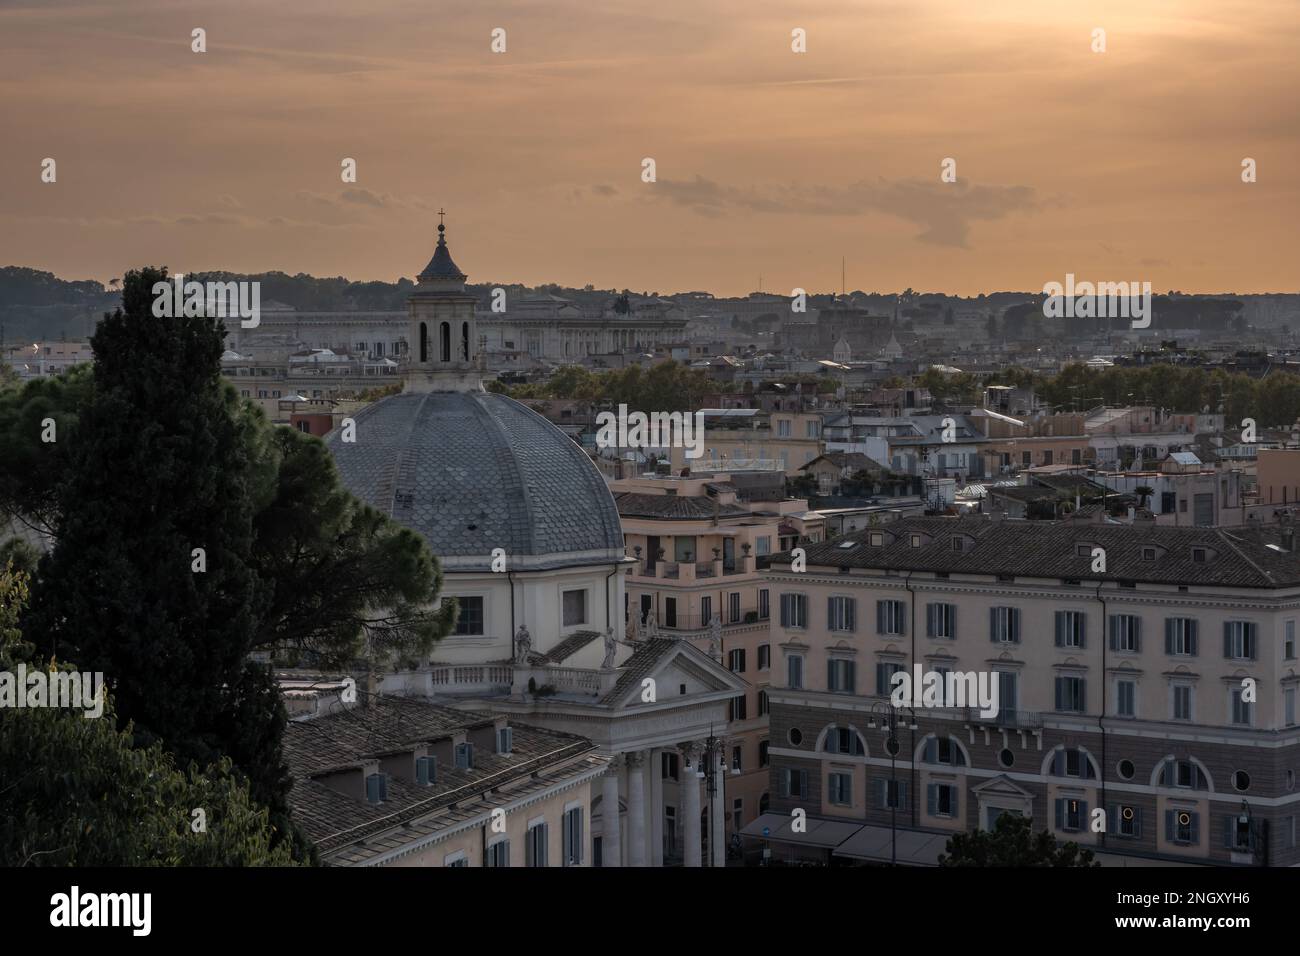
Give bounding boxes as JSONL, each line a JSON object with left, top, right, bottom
{"left": 938, "top": 812, "right": 1100, "bottom": 867}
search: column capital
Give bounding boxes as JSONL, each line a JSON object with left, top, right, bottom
{"left": 624, "top": 750, "right": 646, "bottom": 770}
{"left": 678, "top": 740, "right": 703, "bottom": 764}
{"left": 604, "top": 760, "right": 623, "bottom": 779}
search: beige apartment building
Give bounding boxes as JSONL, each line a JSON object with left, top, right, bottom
{"left": 667, "top": 407, "right": 824, "bottom": 476}
{"left": 615, "top": 470, "right": 823, "bottom": 841}
{"left": 756, "top": 516, "right": 1300, "bottom": 866}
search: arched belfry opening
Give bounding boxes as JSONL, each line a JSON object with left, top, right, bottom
{"left": 406, "top": 211, "right": 478, "bottom": 391}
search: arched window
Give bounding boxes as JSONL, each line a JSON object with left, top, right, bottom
{"left": 820, "top": 724, "right": 866, "bottom": 756}
{"left": 439, "top": 322, "right": 451, "bottom": 363}
{"left": 920, "top": 734, "right": 968, "bottom": 767}
{"left": 419, "top": 322, "right": 428, "bottom": 363}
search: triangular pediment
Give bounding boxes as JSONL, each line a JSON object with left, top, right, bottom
{"left": 605, "top": 638, "right": 748, "bottom": 710}
{"left": 971, "top": 774, "right": 1034, "bottom": 799}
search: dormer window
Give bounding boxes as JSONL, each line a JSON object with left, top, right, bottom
{"left": 416, "top": 755, "right": 437, "bottom": 786}
{"left": 1141, "top": 547, "right": 1157, "bottom": 561}
{"left": 1075, "top": 544, "right": 1092, "bottom": 557}
{"left": 870, "top": 532, "right": 884, "bottom": 547}
{"left": 455, "top": 742, "right": 475, "bottom": 769}
{"left": 366, "top": 772, "right": 388, "bottom": 804}
{"left": 497, "top": 727, "right": 513, "bottom": 755}
{"left": 1192, "top": 548, "right": 1207, "bottom": 563}
{"left": 951, "top": 536, "right": 965, "bottom": 552}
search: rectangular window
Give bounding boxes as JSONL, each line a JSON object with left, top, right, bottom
{"left": 787, "top": 654, "right": 804, "bottom": 690}
{"left": 989, "top": 606, "right": 1021, "bottom": 644}
{"left": 1286, "top": 687, "right": 1296, "bottom": 727}
{"left": 998, "top": 671, "right": 1018, "bottom": 713}
{"left": 879, "top": 779, "right": 907, "bottom": 809}
{"left": 876, "top": 599, "right": 906, "bottom": 635}
{"left": 781, "top": 768, "right": 809, "bottom": 798}
{"left": 1114, "top": 805, "right": 1141, "bottom": 839}
{"left": 1056, "top": 798, "right": 1086, "bottom": 832}
{"left": 526, "top": 823, "right": 549, "bottom": 867}
{"left": 731, "top": 798, "right": 744, "bottom": 831}
{"left": 1054, "top": 676, "right": 1086, "bottom": 713}
{"left": 1167, "top": 810, "right": 1199, "bottom": 845}
{"left": 729, "top": 694, "right": 748, "bottom": 721}
{"left": 1165, "top": 618, "right": 1198, "bottom": 656}
{"left": 1109, "top": 614, "right": 1141, "bottom": 653}
{"left": 758, "top": 644, "right": 771, "bottom": 670}
{"left": 828, "top": 596, "right": 857, "bottom": 632}
{"left": 1231, "top": 688, "right": 1253, "bottom": 727}
{"left": 453, "top": 596, "right": 485, "bottom": 636}
{"left": 757, "top": 689, "right": 769, "bottom": 716}
{"left": 728, "top": 592, "right": 741, "bottom": 624}
{"left": 562, "top": 807, "right": 584, "bottom": 867}
{"left": 828, "top": 772, "right": 852, "bottom": 806}
{"left": 755, "top": 536, "right": 771, "bottom": 556}
{"left": 877, "top": 661, "right": 904, "bottom": 696}
{"left": 827, "top": 658, "right": 856, "bottom": 694}
{"left": 926, "top": 602, "right": 956, "bottom": 639}
{"left": 927, "top": 783, "right": 955, "bottom": 818}
{"left": 1055, "top": 610, "right": 1086, "bottom": 649}
{"left": 1287, "top": 620, "right": 1297, "bottom": 660}
{"left": 728, "top": 648, "right": 746, "bottom": 673}
{"left": 486, "top": 840, "right": 510, "bottom": 867}
{"left": 1224, "top": 621, "right": 1258, "bottom": 661}
{"left": 700, "top": 596, "right": 712, "bottom": 625}
{"left": 780, "top": 593, "right": 807, "bottom": 628}
{"left": 759, "top": 589, "right": 770, "bottom": 620}
{"left": 759, "top": 740, "right": 770, "bottom": 767}
{"left": 1116, "top": 679, "right": 1136, "bottom": 717}
{"left": 1172, "top": 685, "right": 1192, "bottom": 721}
{"left": 731, "top": 745, "right": 742, "bottom": 772}
{"left": 562, "top": 589, "right": 587, "bottom": 627}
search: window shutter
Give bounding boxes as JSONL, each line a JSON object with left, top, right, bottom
{"left": 1109, "top": 616, "right": 1118, "bottom": 651}
{"left": 827, "top": 659, "right": 835, "bottom": 690}
{"left": 845, "top": 661, "right": 856, "bottom": 694}
{"left": 799, "top": 770, "right": 808, "bottom": 797}
{"left": 924, "top": 737, "right": 937, "bottom": 763}
{"left": 1133, "top": 808, "right": 1142, "bottom": 839}
{"left": 927, "top": 784, "right": 937, "bottom": 817}
{"left": 876, "top": 663, "right": 885, "bottom": 695}
{"left": 576, "top": 811, "right": 583, "bottom": 865}
{"left": 847, "top": 599, "right": 856, "bottom": 632}
{"left": 1165, "top": 810, "right": 1174, "bottom": 842}
{"left": 1079, "top": 800, "right": 1088, "bottom": 827}
{"left": 1131, "top": 618, "right": 1140, "bottom": 652}
{"left": 1078, "top": 679, "right": 1086, "bottom": 713}
{"left": 1055, "top": 611, "right": 1065, "bottom": 647}
{"left": 949, "top": 605, "right": 956, "bottom": 639}
{"left": 1078, "top": 612, "right": 1086, "bottom": 648}
{"left": 1224, "top": 623, "right": 1232, "bottom": 659}
{"left": 897, "top": 603, "right": 905, "bottom": 635}
{"left": 876, "top": 778, "right": 887, "bottom": 807}
{"left": 1165, "top": 618, "right": 1175, "bottom": 654}
{"left": 1188, "top": 620, "right": 1197, "bottom": 656}
{"left": 1189, "top": 813, "right": 1199, "bottom": 845}
{"left": 927, "top": 604, "right": 936, "bottom": 637}
{"left": 1223, "top": 815, "right": 1235, "bottom": 849}
{"left": 990, "top": 607, "right": 998, "bottom": 642}
{"left": 877, "top": 601, "right": 886, "bottom": 634}
{"left": 1054, "top": 798, "right": 1064, "bottom": 831}
{"left": 1010, "top": 608, "right": 1020, "bottom": 642}
{"left": 780, "top": 769, "right": 790, "bottom": 797}
{"left": 1054, "top": 677, "right": 1063, "bottom": 712}
{"left": 898, "top": 781, "right": 908, "bottom": 806}
{"left": 1108, "top": 803, "right": 1117, "bottom": 833}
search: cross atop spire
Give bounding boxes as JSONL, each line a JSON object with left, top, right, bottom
{"left": 438, "top": 207, "right": 446, "bottom": 227}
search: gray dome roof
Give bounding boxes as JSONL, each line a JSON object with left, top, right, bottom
{"left": 325, "top": 391, "right": 625, "bottom": 571}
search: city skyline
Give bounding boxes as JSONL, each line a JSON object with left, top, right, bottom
{"left": 2, "top": 0, "right": 1298, "bottom": 296}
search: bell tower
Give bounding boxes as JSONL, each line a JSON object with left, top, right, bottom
{"left": 406, "top": 211, "right": 481, "bottom": 392}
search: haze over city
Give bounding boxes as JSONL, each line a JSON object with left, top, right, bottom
{"left": 2, "top": 0, "right": 1298, "bottom": 295}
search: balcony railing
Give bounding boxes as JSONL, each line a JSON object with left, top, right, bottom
{"left": 632, "top": 609, "right": 768, "bottom": 632}
{"left": 964, "top": 706, "right": 1042, "bottom": 728}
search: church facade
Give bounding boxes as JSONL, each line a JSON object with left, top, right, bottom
{"left": 320, "top": 221, "right": 747, "bottom": 866}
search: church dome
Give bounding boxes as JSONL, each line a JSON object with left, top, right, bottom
{"left": 325, "top": 390, "right": 626, "bottom": 572}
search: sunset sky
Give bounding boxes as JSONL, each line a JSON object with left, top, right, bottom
{"left": 2, "top": 0, "right": 1297, "bottom": 297}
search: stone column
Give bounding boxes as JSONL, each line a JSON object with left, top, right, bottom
{"left": 711, "top": 744, "right": 727, "bottom": 867}
{"left": 626, "top": 751, "right": 647, "bottom": 867}
{"left": 650, "top": 748, "right": 665, "bottom": 866}
{"left": 680, "top": 741, "right": 703, "bottom": 867}
{"left": 602, "top": 763, "right": 622, "bottom": 867}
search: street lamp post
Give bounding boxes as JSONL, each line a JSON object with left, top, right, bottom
{"left": 868, "top": 700, "right": 917, "bottom": 866}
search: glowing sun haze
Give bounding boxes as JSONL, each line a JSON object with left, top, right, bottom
{"left": 1, "top": 0, "right": 1296, "bottom": 296}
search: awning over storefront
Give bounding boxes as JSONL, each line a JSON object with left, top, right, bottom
{"left": 832, "top": 824, "right": 949, "bottom": 866}
{"left": 739, "top": 812, "right": 862, "bottom": 850}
